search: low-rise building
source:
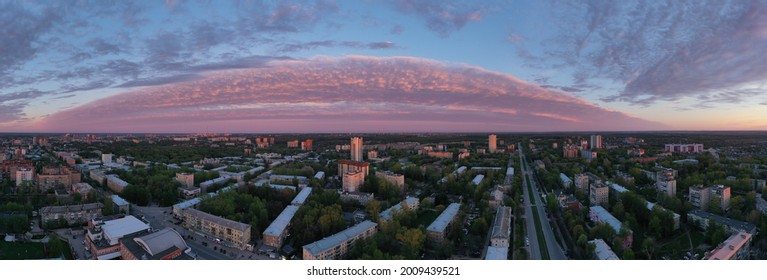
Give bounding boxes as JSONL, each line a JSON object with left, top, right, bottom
{"left": 704, "top": 231, "right": 752, "bottom": 260}
{"left": 181, "top": 208, "right": 251, "bottom": 250}
{"left": 37, "top": 166, "right": 81, "bottom": 191}
{"left": 574, "top": 173, "right": 589, "bottom": 193}
{"left": 560, "top": 173, "right": 573, "bottom": 189}
{"left": 484, "top": 246, "right": 508, "bottom": 260}
{"left": 687, "top": 209, "right": 757, "bottom": 235}
{"left": 86, "top": 215, "right": 152, "bottom": 260}
{"left": 303, "top": 220, "right": 378, "bottom": 260}
{"left": 338, "top": 191, "right": 374, "bottom": 205}
{"left": 589, "top": 239, "right": 619, "bottom": 260}
{"left": 263, "top": 205, "right": 300, "bottom": 249}
{"left": 112, "top": 195, "right": 130, "bottom": 214}
{"left": 291, "top": 187, "right": 313, "bottom": 206}
{"left": 375, "top": 170, "right": 405, "bottom": 192}
{"left": 120, "top": 228, "right": 194, "bottom": 260}
{"left": 106, "top": 174, "right": 129, "bottom": 193}
{"left": 379, "top": 196, "right": 420, "bottom": 222}
{"left": 489, "top": 206, "right": 511, "bottom": 248}
{"left": 589, "top": 206, "right": 632, "bottom": 249}
{"left": 40, "top": 202, "right": 104, "bottom": 226}
{"left": 175, "top": 173, "right": 194, "bottom": 188}
{"left": 71, "top": 183, "right": 95, "bottom": 200}
{"left": 426, "top": 203, "right": 461, "bottom": 242}
{"left": 471, "top": 174, "right": 484, "bottom": 186}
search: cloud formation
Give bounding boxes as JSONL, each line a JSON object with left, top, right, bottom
{"left": 35, "top": 56, "right": 663, "bottom": 132}
{"left": 520, "top": 0, "right": 767, "bottom": 106}
{"left": 391, "top": 0, "right": 485, "bottom": 37}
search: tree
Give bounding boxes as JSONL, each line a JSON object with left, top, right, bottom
{"left": 641, "top": 238, "right": 656, "bottom": 259}
{"left": 396, "top": 228, "right": 426, "bottom": 258}
{"left": 622, "top": 248, "right": 635, "bottom": 260}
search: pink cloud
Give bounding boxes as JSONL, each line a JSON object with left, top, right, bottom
{"left": 32, "top": 56, "right": 664, "bottom": 133}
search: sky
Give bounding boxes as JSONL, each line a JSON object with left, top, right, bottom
{"left": 1, "top": 0, "right": 766, "bottom": 133}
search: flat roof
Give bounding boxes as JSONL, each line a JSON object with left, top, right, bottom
{"left": 590, "top": 206, "right": 623, "bottom": 234}
{"left": 173, "top": 198, "right": 201, "bottom": 210}
{"left": 472, "top": 175, "right": 484, "bottom": 185}
{"left": 484, "top": 246, "right": 508, "bottom": 260}
{"left": 589, "top": 239, "right": 619, "bottom": 260}
{"left": 559, "top": 173, "right": 572, "bottom": 183}
{"left": 303, "top": 220, "right": 377, "bottom": 255}
{"left": 427, "top": 203, "right": 461, "bottom": 233}
{"left": 263, "top": 205, "right": 300, "bottom": 237}
{"left": 314, "top": 171, "right": 325, "bottom": 179}
{"left": 689, "top": 209, "right": 757, "bottom": 233}
{"left": 379, "top": 196, "right": 419, "bottom": 221}
{"left": 291, "top": 187, "right": 313, "bottom": 205}
{"left": 609, "top": 182, "right": 628, "bottom": 193}
{"left": 102, "top": 215, "right": 151, "bottom": 242}
{"left": 705, "top": 232, "right": 752, "bottom": 260}
{"left": 111, "top": 195, "right": 129, "bottom": 206}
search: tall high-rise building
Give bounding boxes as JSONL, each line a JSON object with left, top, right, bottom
{"left": 350, "top": 137, "right": 363, "bottom": 161}
{"left": 488, "top": 134, "right": 497, "bottom": 153}
{"left": 590, "top": 135, "right": 602, "bottom": 149}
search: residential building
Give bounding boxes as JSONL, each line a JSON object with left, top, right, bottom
{"left": 181, "top": 208, "right": 251, "bottom": 250}
{"left": 102, "top": 153, "right": 113, "bottom": 164}
{"left": 589, "top": 239, "right": 619, "bottom": 260}
{"left": 337, "top": 160, "right": 369, "bottom": 178}
{"left": 71, "top": 183, "right": 95, "bottom": 200}
{"left": 291, "top": 187, "right": 313, "bottom": 206}
{"left": 590, "top": 135, "right": 602, "bottom": 149}
{"left": 350, "top": 137, "right": 363, "bottom": 161}
{"left": 581, "top": 150, "right": 597, "bottom": 162}
{"left": 314, "top": 171, "right": 325, "bottom": 181}
{"left": 301, "top": 139, "right": 313, "bottom": 151}
{"left": 655, "top": 167, "right": 677, "bottom": 197}
{"left": 375, "top": 170, "right": 404, "bottom": 192}
{"left": 37, "top": 166, "right": 81, "bottom": 191}
{"left": 427, "top": 151, "right": 453, "bottom": 159}
{"left": 106, "top": 174, "right": 129, "bottom": 193}
{"left": 704, "top": 231, "right": 752, "bottom": 260}
{"left": 367, "top": 150, "right": 378, "bottom": 159}
{"left": 489, "top": 206, "right": 511, "bottom": 248}
{"left": 472, "top": 174, "right": 485, "bottom": 185}
{"left": 86, "top": 216, "right": 152, "bottom": 260}
{"left": 646, "top": 201, "right": 680, "bottom": 230}
{"left": 112, "top": 195, "right": 130, "bottom": 214}
{"left": 665, "top": 143, "right": 704, "bottom": 153}
{"left": 287, "top": 140, "right": 299, "bottom": 148}
{"left": 488, "top": 134, "right": 497, "bottom": 153}
{"left": 687, "top": 209, "right": 757, "bottom": 235}
{"left": 563, "top": 145, "right": 579, "bottom": 158}
{"left": 484, "top": 246, "right": 508, "bottom": 260}
{"left": 559, "top": 173, "right": 573, "bottom": 189}
{"left": 426, "top": 203, "right": 461, "bottom": 242}
{"left": 199, "top": 176, "right": 229, "bottom": 193}
{"left": 342, "top": 170, "right": 365, "bottom": 193}
{"left": 379, "top": 196, "right": 420, "bottom": 222}
{"left": 338, "top": 191, "right": 374, "bottom": 205}
{"left": 40, "top": 202, "right": 104, "bottom": 226}
{"left": 175, "top": 173, "right": 194, "bottom": 188}
{"left": 303, "top": 220, "right": 377, "bottom": 260}
{"left": 15, "top": 168, "right": 34, "bottom": 187}
{"left": 489, "top": 186, "right": 505, "bottom": 209}
{"left": 590, "top": 182, "right": 609, "bottom": 206}
{"left": 263, "top": 205, "right": 300, "bottom": 249}
{"left": 689, "top": 185, "right": 712, "bottom": 210}
{"left": 1, "top": 159, "right": 33, "bottom": 181}
{"left": 589, "top": 206, "right": 632, "bottom": 248}
{"left": 90, "top": 170, "right": 107, "bottom": 186}
{"left": 574, "top": 173, "right": 589, "bottom": 193}
{"left": 120, "top": 228, "right": 193, "bottom": 260}
{"left": 711, "top": 185, "right": 731, "bottom": 211}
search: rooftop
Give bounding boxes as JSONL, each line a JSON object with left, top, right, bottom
{"left": 379, "top": 196, "right": 419, "bottom": 221}
{"left": 590, "top": 206, "right": 623, "bottom": 234}
{"left": 40, "top": 202, "right": 104, "bottom": 214}
{"left": 338, "top": 160, "right": 370, "bottom": 167}
{"left": 490, "top": 206, "right": 511, "bottom": 240}
{"left": 131, "top": 228, "right": 188, "bottom": 256}
{"left": 471, "top": 175, "right": 485, "bottom": 185}
{"left": 705, "top": 231, "right": 752, "bottom": 260}
{"left": 173, "top": 198, "right": 201, "bottom": 210}
{"left": 303, "top": 220, "right": 377, "bottom": 255}
{"left": 111, "top": 195, "right": 129, "bottom": 206}
{"left": 559, "top": 173, "right": 572, "bottom": 184}
{"left": 688, "top": 209, "right": 757, "bottom": 234}
{"left": 427, "top": 203, "right": 461, "bottom": 233}
{"left": 608, "top": 182, "right": 628, "bottom": 193}
{"left": 291, "top": 187, "right": 313, "bottom": 205}
{"left": 263, "top": 205, "right": 300, "bottom": 237}
{"left": 102, "top": 215, "right": 151, "bottom": 244}
{"left": 589, "top": 239, "right": 619, "bottom": 260}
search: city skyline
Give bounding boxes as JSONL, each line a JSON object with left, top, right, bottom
{"left": 1, "top": 1, "right": 767, "bottom": 133}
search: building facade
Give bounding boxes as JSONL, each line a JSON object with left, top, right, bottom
{"left": 40, "top": 202, "right": 104, "bottom": 226}
{"left": 488, "top": 134, "right": 497, "bottom": 153}
{"left": 590, "top": 182, "right": 609, "bottom": 206}
{"left": 350, "top": 137, "right": 363, "bottom": 161}
{"left": 342, "top": 170, "right": 365, "bottom": 193}
{"left": 181, "top": 208, "right": 252, "bottom": 250}
{"left": 303, "top": 220, "right": 377, "bottom": 260}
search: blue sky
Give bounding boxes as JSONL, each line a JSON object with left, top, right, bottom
{"left": 1, "top": 0, "right": 766, "bottom": 132}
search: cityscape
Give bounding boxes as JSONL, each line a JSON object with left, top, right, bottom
{"left": 1, "top": 132, "right": 766, "bottom": 260}
{"left": 1, "top": 0, "right": 766, "bottom": 265}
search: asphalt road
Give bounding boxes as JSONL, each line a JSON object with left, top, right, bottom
{"left": 519, "top": 144, "right": 567, "bottom": 260}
